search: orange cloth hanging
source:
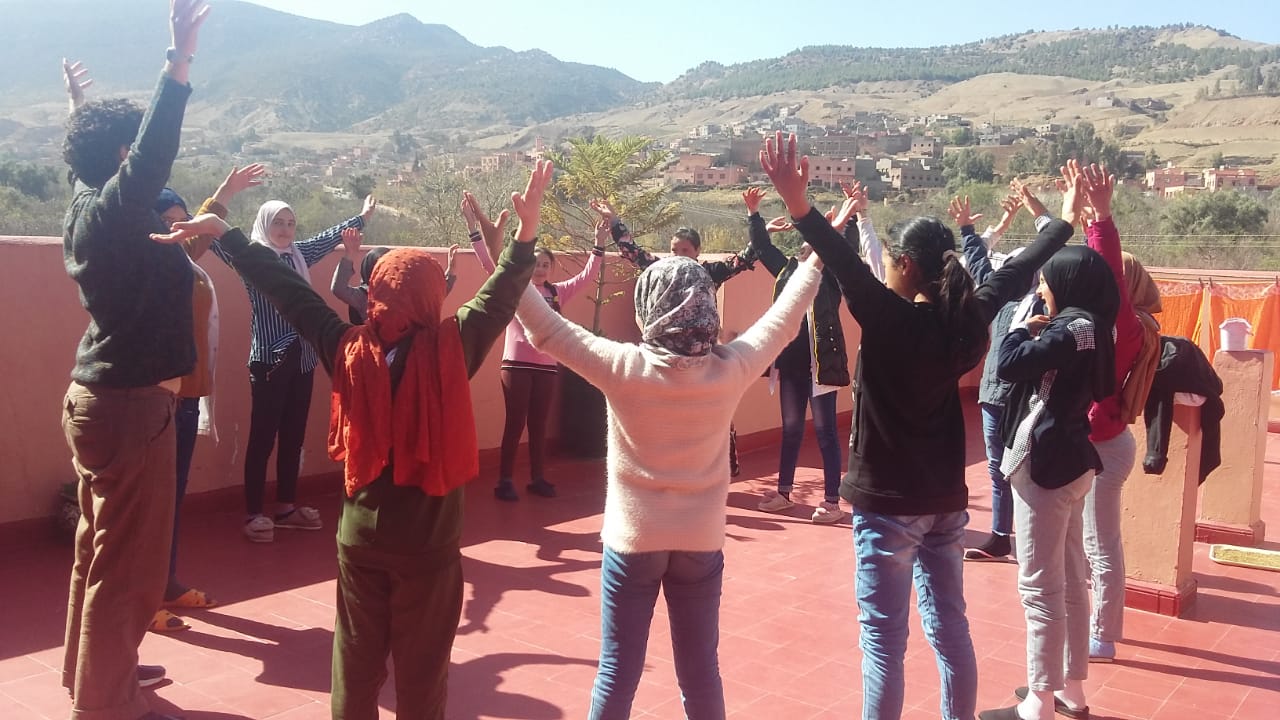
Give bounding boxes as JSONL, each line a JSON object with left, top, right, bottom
{"left": 1201, "top": 282, "right": 1280, "bottom": 389}
{"left": 1153, "top": 281, "right": 1204, "bottom": 344}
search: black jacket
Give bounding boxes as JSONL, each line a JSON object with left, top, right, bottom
{"left": 1143, "top": 336, "right": 1224, "bottom": 483}
{"left": 748, "top": 213, "right": 850, "bottom": 387}
{"left": 998, "top": 316, "right": 1104, "bottom": 489}
{"left": 795, "top": 207, "right": 1074, "bottom": 515}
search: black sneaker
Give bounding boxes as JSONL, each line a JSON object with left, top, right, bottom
{"left": 494, "top": 481, "right": 519, "bottom": 502}
{"left": 964, "top": 533, "right": 1012, "bottom": 562}
{"left": 527, "top": 479, "right": 557, "bottom": 498}
{"left": 137, "top": 664, "right": 167, "bottom": 688}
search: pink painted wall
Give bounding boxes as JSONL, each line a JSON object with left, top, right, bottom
{"left": 0, "top": 238, "right": 977, "bottom": 525}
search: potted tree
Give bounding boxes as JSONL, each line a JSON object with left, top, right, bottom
{"left": 539, "top": 136, "right": 680, "bottom": 457}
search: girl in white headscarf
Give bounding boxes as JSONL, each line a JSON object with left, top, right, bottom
{"left": 512, "top": 253, "right": 823, "bottom": 718}
{"left": 207, "top": 194, "right": 377, "bottom": 543}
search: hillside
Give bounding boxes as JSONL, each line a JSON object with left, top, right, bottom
{"left": 0, "top": 0, "right": 652, "bottom": 132}
{"left": 1, "top": 4, "right": 1280, "bottom": 170}
{"left": 663, "top": 26, "right": 1280, "bottom": 99}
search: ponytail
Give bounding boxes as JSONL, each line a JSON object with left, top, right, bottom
{"left": 937, "top": 252, "right": 988, "bottom": 373}
{"left": 888, "top": 218, "right": 989, "bottom": 373}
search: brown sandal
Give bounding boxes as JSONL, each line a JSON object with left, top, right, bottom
{"left": 148, "top": 609, "right": 190, "bottom": 633}
{"left": 163, "top": 588, "right": 218, "bottom": 609}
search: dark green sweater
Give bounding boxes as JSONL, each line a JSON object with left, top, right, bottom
{"left": 64, "top": 75, "right": 195, "bottom": 387}
{"left": 214, "top": 229, "right": 536, "bottom": 569}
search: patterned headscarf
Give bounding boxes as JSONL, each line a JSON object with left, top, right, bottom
{"left": 634, "top": 256, "right": 720, "bottom": 357}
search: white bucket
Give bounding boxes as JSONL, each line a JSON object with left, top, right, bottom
{"left": 1220, "top": 317, "right": 1253, "bottom": 351}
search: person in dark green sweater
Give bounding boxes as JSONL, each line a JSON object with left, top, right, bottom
{"left": 60, "top": 3, "right": 208, "bottom": 719}
{"left": 152, "top": 162, "right": 554, "bottom": 720}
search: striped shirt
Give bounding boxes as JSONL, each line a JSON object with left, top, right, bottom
{"left": 212, "top": 215, "right": 363, "bottom": 371}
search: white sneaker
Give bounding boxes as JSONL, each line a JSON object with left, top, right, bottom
{"left": 243, "top": 514, "right": 274, "bottom": 543}
{"left": 274, "top": 505, "right": 323, "bottom": 530}
{"left": 757, "top": 489, "right": 794, "bottom": 513}
{"left": 811, "top": 501, "right": 846, "bottom": 524}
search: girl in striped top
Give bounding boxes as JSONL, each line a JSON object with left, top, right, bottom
{"left": 209, "top": 195, "right": 377, "bottom": 542}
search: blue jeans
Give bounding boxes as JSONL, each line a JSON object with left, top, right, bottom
{"left": 171, "top": 397, "right": 200, "bottom": 583}
{"left": 981, "top": 403, "right": 1013, "bottom": 536}
{"left": 590, "top": 547, "right": 725, "bottom": 720}
{"left": 853, "top": 509, "right": 977, "bottom": 720}
{"left": 777, "top": 373, "right": 842, "bottom": 502}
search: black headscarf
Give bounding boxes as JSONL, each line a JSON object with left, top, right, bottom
{"left": 349, "top": 247, "right": 393, "bottom": 325}
{"left": 1041, "top": 245, "right": 1120, "bottom": 401}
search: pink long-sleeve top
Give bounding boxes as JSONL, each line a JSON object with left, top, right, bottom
{"left": 473, "top": 237, "right": 603, "bottom": 371}
{"left": 1086, "top": 218, "right": 1142, "bottom": 442}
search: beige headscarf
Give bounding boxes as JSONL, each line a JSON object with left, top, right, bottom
{"left": 1119, "top": 252, "right": 1163, "bottom": 424}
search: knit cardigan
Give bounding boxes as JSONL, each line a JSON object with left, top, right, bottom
{"left": 515, "top": 261, "right": 823, "bottom": 553}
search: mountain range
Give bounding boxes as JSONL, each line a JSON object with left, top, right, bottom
{"left": 1, "top": 0, "right": 1279, "bottom": 168}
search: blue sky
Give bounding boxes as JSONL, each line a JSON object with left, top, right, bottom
{"left": 250, "top": 0, "right": 1280, "bottom": 83}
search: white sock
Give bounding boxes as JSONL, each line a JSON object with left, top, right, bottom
{"left": 1017, "top": 690, "right": 1052, "bottom": 720}
{"left": 1057, "top": 679, "right": 1087, "bottom": 710}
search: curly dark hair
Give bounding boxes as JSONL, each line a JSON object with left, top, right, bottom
{"left": 62, "top": 99, "right": 144, "bottom": 188}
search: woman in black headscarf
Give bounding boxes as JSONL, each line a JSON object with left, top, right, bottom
{"left": 983, "top": 243, "right": 1120, "bottom": 720}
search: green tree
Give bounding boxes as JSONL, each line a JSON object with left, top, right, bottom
{"left": 389, "top": 129, "right": 417, "bottom": 158}
{"left": 1160, "top": 190, "right": 1268, "bottom": 266}
{"left": 1144, "top": 149, "right": 1161, "bottom": 170}
{"left": 344, "top": 173, "right": 378, "bottom": 200}
{"left": 543, "top": 136, "right": 681, "bottom": 334}
{"left": 942, "top": 148, "right": 995, "bottom": 189}
{"left": 1208, "top": 150, "right": 1226, "bottom": 169}
{"left": 945, "top": 126, "right": 975, "bottom": 147}
{"left": 0, "top": 159, "right": 60, "bottom": 201}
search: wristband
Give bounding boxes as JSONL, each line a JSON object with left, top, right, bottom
{"left": 592, "top": 245, "right": 606, "bottom": 256}
{"left": 166, "top": 48, "right": 195, "bottom": 65}
{"left": 468, "top": 230, "right": 482, "bottom": 241}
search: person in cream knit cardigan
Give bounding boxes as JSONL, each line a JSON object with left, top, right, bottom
{"left": 514, "top": 251, "right": 823, "bottom": 719}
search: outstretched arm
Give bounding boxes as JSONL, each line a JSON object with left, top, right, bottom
{"left": 156, "top": 214, "right": 350, "bottom": 375}
{"left": 89, "top": 2, "right": 208, "bottom": 223}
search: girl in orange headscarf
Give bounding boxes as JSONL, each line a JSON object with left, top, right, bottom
{"left": 152, "top": 161, "right": 554, "bottom": 720}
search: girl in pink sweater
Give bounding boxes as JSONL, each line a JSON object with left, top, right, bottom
{"left": 514, "top": 252, "right": 822, "bottom": 719}
{"left": 467, "top": 200, "right": 604, "bottom": 501}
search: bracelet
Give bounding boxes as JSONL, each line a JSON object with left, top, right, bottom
{"left": 592, "top": 245, "right": 606, "bottom": 256}
{"left": 468, "top": 230, "right": 482, "bottom": 241}
{"left": 166, "top": 48, "right": 195, "bottom": 65}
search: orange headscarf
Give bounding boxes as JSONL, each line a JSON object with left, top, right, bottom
{"left": 328, "top": 248, "right": 479, "bottom": 497}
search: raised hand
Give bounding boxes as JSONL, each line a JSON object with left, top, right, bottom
{"left": 594, "top": 217, "right": 611, "bottom": 246}
{"left": 759, "top": 131, "right": 811, "bottom": 218}
{"left": 841, "top": 180, "right": 869, "bottom": 215}
{"left": 590, "top": 198, "right": 618, "bottom": 223}
{"left": 1081, "top": 163, "right": 1114, "bottom": 222}
{"left": 212, "top": 163, "right": 268, "bottom": 207}
{"left": 463, "top": 191, "right": 509, "bottom": 260}
{"left": 341, "top": 227, "right": 362, "bottom": 257}
{"left": 831, "top": 196, "right": 858, "bottom": 232}
{"left": 170, "top": 1, "right": 211, "bottom": 60}
{"left": 445, "top": 243, "right": 459, "bottom": 275}
{"left": 765, "top": 216, "right": 794, "bottom": 234}
{"left": 742, "top": 186, "right": 767, "bottom": 215}
{"left": 947, "top": 196, "right": 983, "bottom": 229}
{"left": 1056, "top": 159, "right": 1087, "bottom": 228}
{"left": 992, "top": 194, "right": 1022, "bottom": 236}
{"left": 512, "top": 159, "right": 554, "bottom": 243}
{"left": 1010, "top": 178, "right": 1050, "bottom": 220}
{"left": 360, "top": 194, "right": 378, "bottom": 223}
{"left": 62, "top": 59, "right": 92, "bottom": 112}
{"left": 151, "top": 212, "right": 229, "bottom": 244}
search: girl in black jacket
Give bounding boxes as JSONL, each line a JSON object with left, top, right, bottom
{"left": 982, "top": 171, "right": 1120, "bottom": 720}
{"left": 744, "top": 186, "right": 854, "bottom": 523}
{"left": 762, "top": 131, "right": 1076, "bottom": 720}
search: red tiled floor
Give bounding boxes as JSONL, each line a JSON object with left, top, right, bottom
{"left": 2, "top": 405, "right": 1279, "bottom": 719}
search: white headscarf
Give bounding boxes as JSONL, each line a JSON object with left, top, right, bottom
{"left": 251, "top": 200, "right": 312, "bottom": 286}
